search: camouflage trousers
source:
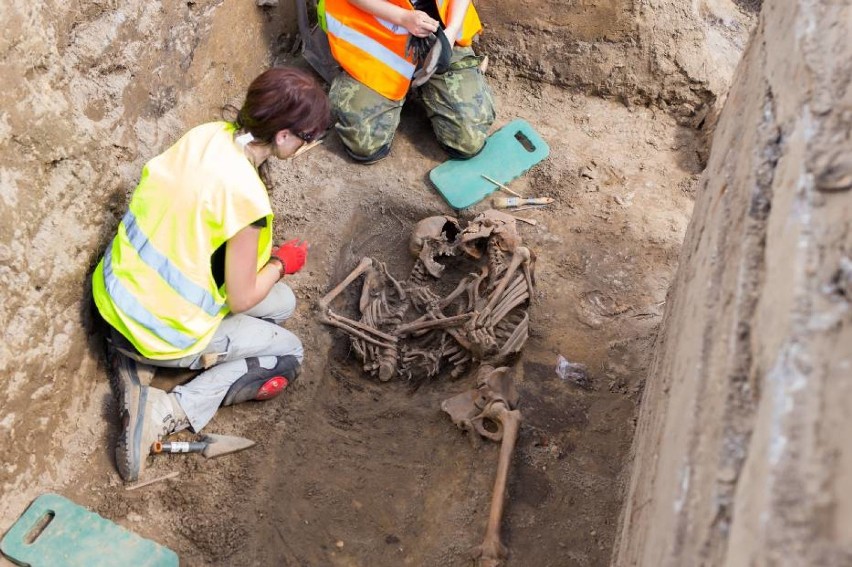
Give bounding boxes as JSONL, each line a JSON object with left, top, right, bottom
{"left": 329, "top": 46, "right": 496, "bottom": 162}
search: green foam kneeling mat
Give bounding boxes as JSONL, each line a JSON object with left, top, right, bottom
{"left": 1, "top": 493, "right": 179, "bottom": 567}
{"left": 429, "top": 118, "right": 550, "bottom": 209}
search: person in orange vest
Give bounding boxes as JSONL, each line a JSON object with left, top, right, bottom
{"left": 322, "top": 0, "right": 495, "bottom": 163}
{"left": 93, "top": 67, "right": 331, "bottom": 482}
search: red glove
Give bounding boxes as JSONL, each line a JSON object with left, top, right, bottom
{"left": 271, "top": 239, "right": 309, "bottom": 275}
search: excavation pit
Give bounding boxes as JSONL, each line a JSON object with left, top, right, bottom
{"left": 0, "top": 1, "right": 762, "bottom": 565}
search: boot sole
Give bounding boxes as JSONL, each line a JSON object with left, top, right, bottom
{"left": 110, "top": 349, "right": 147, "bottom": 482}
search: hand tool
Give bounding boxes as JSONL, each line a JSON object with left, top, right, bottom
{"left": 481, "top": 174, "right": 524, "bottom": 197}
{"left": 492, "top": 196, "right": 554, "bottom": 208}
{"left": 151, "top": 433, "right": 256, "bottom": 459}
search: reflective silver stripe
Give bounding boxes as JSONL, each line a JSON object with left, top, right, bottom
{"left": 375, "top": 16, "right": 407, "bottom": 35}
{"left": 103, "top": 242, "right": 196, "bottom": 350}
{"left": 122, "top": 211, "right": 224, "bottom": 317}
{"left": 326, "top": 12, "right": 415, "bottom": 78}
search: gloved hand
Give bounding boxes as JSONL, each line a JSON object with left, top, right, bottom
{"left": 271, "top": 239, "right": 309, "bottom": 275}
{"left": 410, "top": 28, "right": 452, "bottom": 87}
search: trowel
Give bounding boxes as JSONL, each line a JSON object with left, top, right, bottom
{"left": 151, "top": 433, "right": 256, "bottom": 459}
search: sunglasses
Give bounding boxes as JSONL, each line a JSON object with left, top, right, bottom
{"left": 295, "top": 127, "right": 331, "bottom": 143}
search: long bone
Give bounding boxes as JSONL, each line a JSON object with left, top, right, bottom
{"left": 497, "top": 313, "right": 529, "bottom": 357}
{"left": 405, "top": 274, "right": 477, "bottom": 328}
{"left": 474, "top": 247, "right": 531, "bottom": 327}
{"left": 318, "top": 257, "right": 376, "bottom": 314}
{"left": 395, "top": 312, "right": 473, "bottom": 336}
{"left": 486, "top": 280, "right": 530, "bottom": 329}
{"left": 472, "top": 402, "right": 520, "bottom": 567}
{"left": 322, "top": 311, "right": 397, "bottom": 347}
{"left": 480, "top": 273, "right": 527, "bottom": 325}
{"left": 441, "top": 366, "right": 521, "bottom": 567}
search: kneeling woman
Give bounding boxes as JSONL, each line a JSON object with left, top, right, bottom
{"left": 92, "top": 67, "right": 331, "bottom": 481}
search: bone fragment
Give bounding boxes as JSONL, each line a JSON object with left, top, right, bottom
{"left": 510, "top": 216, "right": 537, "bottom": 226}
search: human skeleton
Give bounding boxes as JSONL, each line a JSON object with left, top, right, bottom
{"left": 318, "top": 210, "right": 535, "bottom": 566}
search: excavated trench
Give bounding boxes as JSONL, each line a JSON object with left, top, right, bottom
{"left": 10, "top": 1, "right": 829, "bottom": 566}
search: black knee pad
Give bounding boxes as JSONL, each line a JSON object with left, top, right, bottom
{"left": 222, "top": 355, "right": 301, "bottom": 407}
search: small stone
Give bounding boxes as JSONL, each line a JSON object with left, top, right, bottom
{"left": 718, "top": 466, "right": 737, "bottom": 483}
{"left": 816, "top": 156, "right": 852, "bottom": 192}
{"left": 335, "top": 540, "right": 345, "bottom": 549}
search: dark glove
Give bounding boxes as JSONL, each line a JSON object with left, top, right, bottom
{"left": 271, "top": 239, "right": 309, "bottom": 275}
{"left": 410, "top": 28, "right": 452, "bottom": 87}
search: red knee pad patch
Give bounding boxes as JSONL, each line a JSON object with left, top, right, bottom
{"left": 256, "top": 376, "right": 289, "bottom": 400}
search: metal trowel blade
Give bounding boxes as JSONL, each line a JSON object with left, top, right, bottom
{"left": 199, "top": 434, "right": 256, "bottom": 459}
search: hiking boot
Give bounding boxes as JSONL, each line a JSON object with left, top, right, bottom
{"left": 115, "top": 384, "right": 189, "bottom": 482}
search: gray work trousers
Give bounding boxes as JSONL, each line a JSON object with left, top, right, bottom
{"left": 119, "top": 283, "right": 304, "bottom": 431}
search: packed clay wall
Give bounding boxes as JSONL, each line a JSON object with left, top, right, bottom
{"left": 0, "top": 0, "right": 282, "bottom": 525}
{"left": 614, "top": 0, "right": 852, "bottom": 564}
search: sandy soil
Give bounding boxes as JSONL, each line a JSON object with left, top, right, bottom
{"left": 20, "top": 64, "right": 701, "bottom": 566}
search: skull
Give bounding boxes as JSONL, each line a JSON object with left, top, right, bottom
{"left": 409, "top": 215, "right": 461, "bottom": 277}
{"left": 459, "top": 210, "right": 521, "bottom": 259}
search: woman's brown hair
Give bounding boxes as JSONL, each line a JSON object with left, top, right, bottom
{"left": 236, "top": 67, "right": 331, "bottom": 143}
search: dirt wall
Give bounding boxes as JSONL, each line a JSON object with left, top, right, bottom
{"left": 613, "top": 0, "right": 852, "bottom": 564}
{"left": 0, "top": 0, "right": 283, "bottom": 527}
{"left": 479, "top": 0, "right": 754, "bottom": 128}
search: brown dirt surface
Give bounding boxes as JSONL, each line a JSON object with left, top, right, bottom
{"left": 0, "top": 1, "right": 749, "bottom": 565}
{"left": 50, "top": 75, "right": 698, "bottom": 567}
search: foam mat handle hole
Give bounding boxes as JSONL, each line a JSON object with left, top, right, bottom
{"left": 514, "top": 131, "right": 536, "bottom": 152}
{"left": 25, "top": 511, "right": 55, "bottom": 544}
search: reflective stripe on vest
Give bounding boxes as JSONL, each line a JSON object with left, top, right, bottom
{"left": 93, "top": 122, "right": 273, "bottom": 360}
{"left": 325, "top": 12, "right": 415, "bottom": 80}
{"left": 120, "top": 210, "right": 223, "bottom": 317}
{"left": 103, "top": 241, "right": 197, "bottom": 350}
{"left": 324, "top": 0, "right": 481, "bottom": 101}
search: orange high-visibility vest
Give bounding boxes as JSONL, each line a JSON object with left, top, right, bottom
{"left": 322, "top": 0, "right": 482, "bottom": 101}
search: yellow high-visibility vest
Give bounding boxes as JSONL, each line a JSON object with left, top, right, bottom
{"left": 321, "top": 0, "right": 482, "bottom": 101}
{"left": 92, "top": 122, "right": 273, "bottom": 360}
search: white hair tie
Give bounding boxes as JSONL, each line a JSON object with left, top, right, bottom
{"left": 235, "top": 132, "right": 255, "bottom": 148}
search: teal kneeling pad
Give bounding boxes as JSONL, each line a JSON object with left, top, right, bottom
{"left": 1, "top": 493, "right": 179, "bottom": 566}
{"left": 429, "top": 119, "right": 550, "bottom": 209}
